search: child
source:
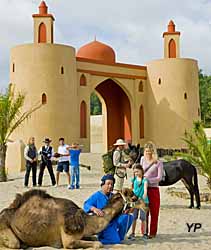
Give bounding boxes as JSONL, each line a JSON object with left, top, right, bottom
{"left": 67, "top": 143, "right": 82, "bottom": 189}
{"left": 128, "top": 163, "right": 149, "bottom": 240}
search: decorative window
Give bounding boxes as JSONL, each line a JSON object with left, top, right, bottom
{"left": 139, "top": 105, "right": 144, "bottom": 139}
{"left": 184, "top": 92, "right": 187, "bottom": 100}
{"left": 61, "top": 66, "right": 64, "bottom": 75}
{"left": 38, "top": 22, "right": 47, "bottom": 43}
{"left": 80, "top": 74, "right": 87, "bottom": 86}
{"left": 80, "top": 101, "right": 87, "bottom": 138}
{"left": 158, "top": 78, "right": 161, "bottom": 85}
{"left": 42, "top": 93, "right": 47, "bottom": 105}
{"left": 139, "top": 80, "right": 143, "bottom": 92}
{"left": 12, "top": 63, "right": 15, "bottom": 72}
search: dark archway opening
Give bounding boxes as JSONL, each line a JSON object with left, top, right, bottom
{"left": 95, "top": 79, "right": 131, "bottom": 149}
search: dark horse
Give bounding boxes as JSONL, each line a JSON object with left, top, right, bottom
{"left": 128, "top": 144, "right": 201, "bottom": 209}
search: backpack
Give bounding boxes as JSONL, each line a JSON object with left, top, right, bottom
{"left": 102, "top": 149, "right": 116, "bottom": 175}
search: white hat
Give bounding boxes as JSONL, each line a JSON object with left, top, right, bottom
{"left": 113, "top": 139, "right": 126, "bottom": 146}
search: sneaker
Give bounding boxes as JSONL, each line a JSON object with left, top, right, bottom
{"left": 54, "top": 184, "right": 58, "bottom": 187}
{"left": 76, "top": 185, "right": 80, "bottom": 189}
{"left": 142, "top": 234, "right": 149, "bottom": 240}
{"left": 68, "top": 185, "right": 75, "bottom": 190}
{"left": 128, "top": 233, "right": 136, "bottom": 240}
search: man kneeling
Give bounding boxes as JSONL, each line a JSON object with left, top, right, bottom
{"left": 83, "top": 174, "right": 133, "bottom": 244}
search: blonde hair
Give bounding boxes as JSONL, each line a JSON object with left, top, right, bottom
{"left": 144, "top": 141, "right": 158, "bottom": 160}
{"left": 28, "top": 137, "right": 35, "bottom": 145}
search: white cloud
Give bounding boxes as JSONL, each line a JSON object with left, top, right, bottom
{"left": 0, "top": 0, "right": 211, "bottom": 87}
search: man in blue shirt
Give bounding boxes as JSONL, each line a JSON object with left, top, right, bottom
{"left": 83, "top": 174, "right": 133, "bottom": 244}
{"left": 67, "top": 143, "right": 81, "bottom": 189}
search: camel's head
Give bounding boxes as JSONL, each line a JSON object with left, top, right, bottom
{"left": 121, "top": 188, "right": 148, "bottom": 212}
{"left": 105, "top": 188, "right": 148, "bottom": 215}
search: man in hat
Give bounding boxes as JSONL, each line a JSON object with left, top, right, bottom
{"left": 38, "top": 138, "right": 56, "bottom": 186}
{"left": 83, "top": 174, "right": 133, "bottom": 244}
{"left": 113, "top": 139, "right": 131, "bottom": 192}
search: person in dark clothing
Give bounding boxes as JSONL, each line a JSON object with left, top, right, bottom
{"left": 24, "top": 137, "right": 38, "bottom": 187}
{"left": 38, "top": 138, "right": 56, "bottom": 187}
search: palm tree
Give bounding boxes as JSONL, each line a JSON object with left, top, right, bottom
{"left": 0, "top": 85, "right": 42, "bottom": 182}
{"left": 177, "top": 121, "right": 211, "bottom": 190}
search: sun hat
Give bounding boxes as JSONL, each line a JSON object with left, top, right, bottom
{"left": 113, "top": 138, "right": 126, "bottom": 146}
{"left": 43, "top": 138, "right": 52, "bottom": 143}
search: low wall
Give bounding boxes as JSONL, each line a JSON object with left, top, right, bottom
{"left": 6, "top": 140, "right": 25, "bottom": 174}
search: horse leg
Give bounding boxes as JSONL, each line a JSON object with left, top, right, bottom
{"left": 193, "top": 167, "right": 201, "bottom": 209}
{"left": 181, "top": 178, "right": 194, "bottom": 208}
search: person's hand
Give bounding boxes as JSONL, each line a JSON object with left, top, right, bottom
{"left": 143, "top": 195, "right": 147, "bottom": 200}
{"left": 91, "top": 207, "right": 104, "bottom": 217}
{"left": 30, "top": 159, "right": 33, "bottom": 163}
{"left": 126, "top": 162, "right": 131, "bottom": 168}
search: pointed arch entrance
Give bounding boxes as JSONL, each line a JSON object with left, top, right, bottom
{"left": 95, "top": 79, "right": 132, "bottom": 149}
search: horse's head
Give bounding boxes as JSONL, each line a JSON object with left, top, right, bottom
{"left": 127, "top": 143, "right": 143, "bottom": 163}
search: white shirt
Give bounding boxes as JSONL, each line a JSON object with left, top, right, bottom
{"left": 58, "top": 144, "right": 69, "bottom": 162}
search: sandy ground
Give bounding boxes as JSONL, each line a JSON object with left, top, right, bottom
{"left": 0, "top": 153, "right": 211, "bottom": 250}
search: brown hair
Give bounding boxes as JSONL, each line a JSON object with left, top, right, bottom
{"left": 133, "top": 163, "right": 144, "bottom": 175}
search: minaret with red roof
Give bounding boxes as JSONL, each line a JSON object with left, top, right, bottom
{"left": 32, "top": 1, "right": 55, "bottom": 44}
{"left": 163, "top": 20, "right": 181, "bottom": 58}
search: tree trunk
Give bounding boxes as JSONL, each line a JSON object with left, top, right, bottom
{"left": 0, "top": 144, "right": 7, "bottom": 182}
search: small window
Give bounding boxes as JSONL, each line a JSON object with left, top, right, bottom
{"left": 139, "top": 80, "right": 143, "bottom": 92}
{"left": 61, "top": 66, "right": 64, "bottom": 75}
{"left": 184, "top": 92, "right": 187, "bottom": 100}
{"left": 12, "top": 63, "right": 15, "bottom": 72}
{"left": 80, "top": 74, "right": 87, "bottom": 86}
{"left": 158, "top": 78, "right": 161, "bottom": 85}
{"left": 42, "top": 93, "right": 47, "bottom": 105}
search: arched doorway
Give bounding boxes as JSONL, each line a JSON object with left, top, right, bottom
{"left": 95, "top": 79, "right": 132, "bottom": 149}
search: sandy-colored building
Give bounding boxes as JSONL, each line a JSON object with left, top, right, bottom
{"left": 10, "top": 1, "right": 200, "bottom": 152}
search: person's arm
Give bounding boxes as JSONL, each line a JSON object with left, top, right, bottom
{"left": 145, "top": 161, "right": 163, "bottom": 184}
{"left": 50, "top": 147, "right": 54, "bottom": 160}
{"left": 24, "top": 146, "right": 32, "bottom": 162}
{"left": 33, "top": 148, "right": 38, "bottom": 162}
{"left": 142, "top": 179, "right": 148, "bottom": 200}
{"left": 83, "top": 192, "right": 104, "bottom": 216}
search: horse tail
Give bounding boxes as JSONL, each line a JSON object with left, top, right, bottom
{"left": 193, "top": 165, "right": 201, "bottom": 208}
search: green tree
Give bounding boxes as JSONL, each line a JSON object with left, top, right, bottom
{"left": 199, "top": 70, "right": 211, "bottom": 127}
{"left": 90, "top": 92, "right": 102, "bottom": 115}
{"left": 176, "top": 121, "right": 211, "bottom": 190}
{"left": 0, "top": 85, "right": 41, "bottom": 182}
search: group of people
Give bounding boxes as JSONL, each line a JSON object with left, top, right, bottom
{"left": 23, "top": 136, "right": 163, "bottom": 245}
{"left": 24, "top": 137, "right": 81, "bottom": 189}
{"left": 86, "top": 138, "right": 163, "bottom": 244}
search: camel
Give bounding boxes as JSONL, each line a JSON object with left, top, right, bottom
{"left": 0, "top": 188, "right": 145, "bottom": 249}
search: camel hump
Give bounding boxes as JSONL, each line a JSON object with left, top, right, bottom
{"left": 9, "top": 189, "right": 52, "bottom": 210}
{"left": 64, "top": 208, "right": 87, "bottom": 234}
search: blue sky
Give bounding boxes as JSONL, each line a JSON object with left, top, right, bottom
{"left": 1, "top": 0, "right": 211, "bottom": 88}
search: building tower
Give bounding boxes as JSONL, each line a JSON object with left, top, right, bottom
{"left": 163, "top": 20, "right": 180, "bottom": 58}
{"left": 32, "top": 1, "right": 54, "bottom": 44}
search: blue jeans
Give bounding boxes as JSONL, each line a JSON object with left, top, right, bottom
{"left": 70, "top": 165, "right": 80, "bottom": 187}
{"left": 98, "top": 214, "right": 133, "bottom": 244}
